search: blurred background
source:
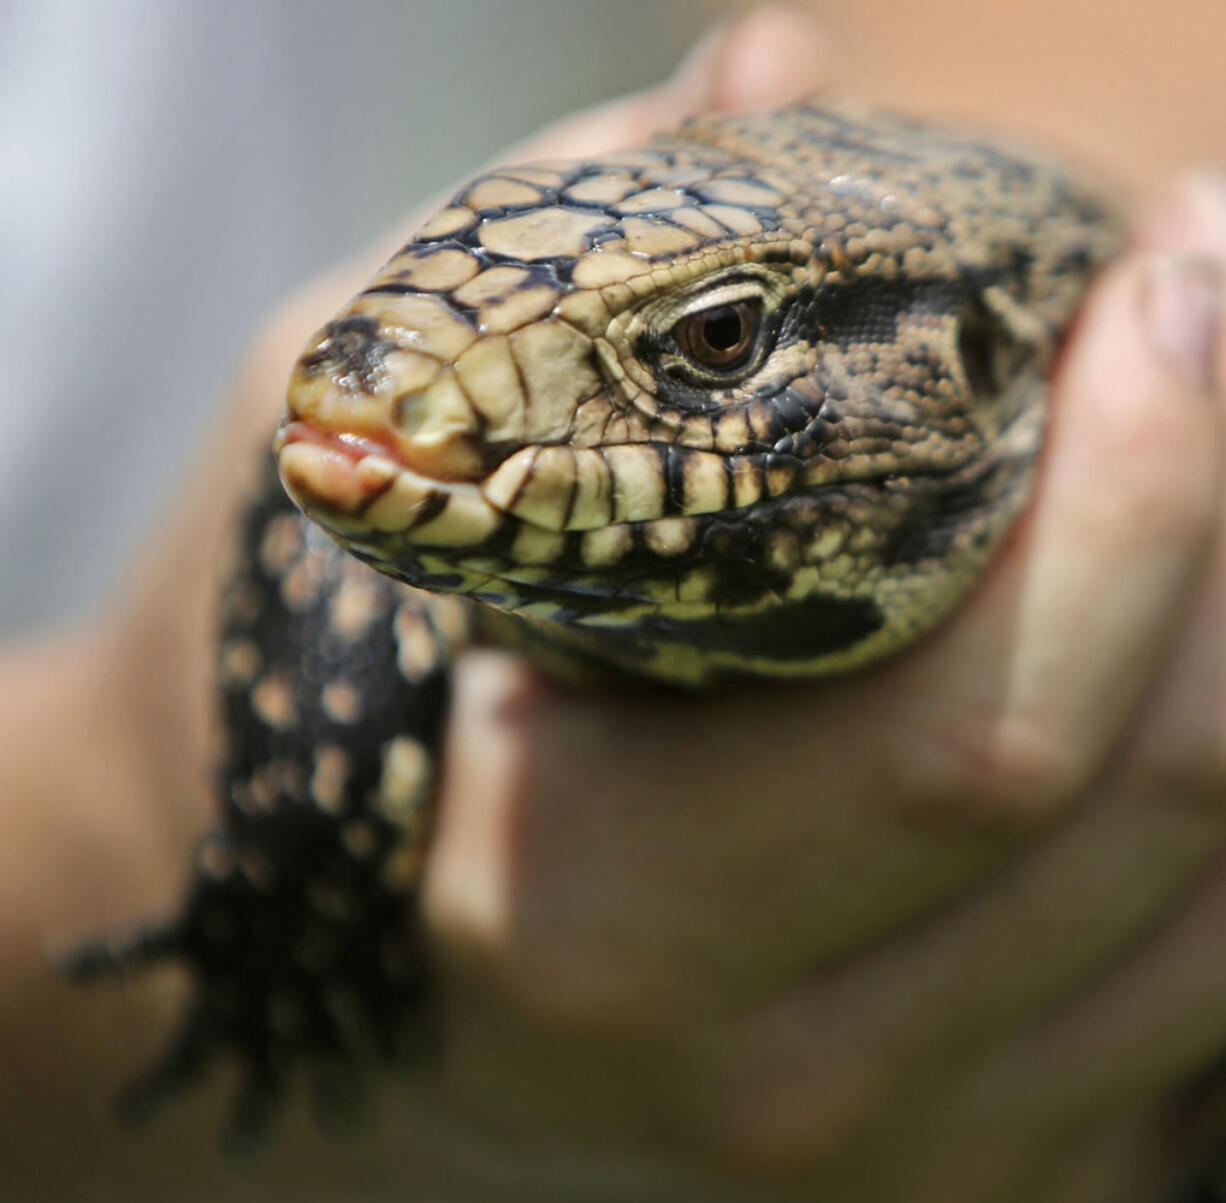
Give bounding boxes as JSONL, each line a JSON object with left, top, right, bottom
{"left": 2, "top": 0, "right": 1224, "bottom": 636}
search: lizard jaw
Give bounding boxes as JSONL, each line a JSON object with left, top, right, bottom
{"left": 276, "top": 422, "right": 505, "bottom": 548}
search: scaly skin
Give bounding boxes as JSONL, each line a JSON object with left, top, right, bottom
{"left": 279, "top": 99, "right": 1119, "bottom": 682}
{"left": 64, "top": 100, "right": 1119, "bottom": 1143}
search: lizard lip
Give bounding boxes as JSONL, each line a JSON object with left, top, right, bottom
{"left": 276, "top": 421, "right": 506, "bottom": 545}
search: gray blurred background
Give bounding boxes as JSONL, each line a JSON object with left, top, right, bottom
{"left": 0, "top": 0, "right": 724, "bottom": 635}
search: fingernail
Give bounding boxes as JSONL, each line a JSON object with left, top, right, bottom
{"left": 1133, "top": 171, "right": 1226, "bottom": 261}
{"left": 1141, "top": 256, "right": 1223, "bottom": 392}
{"left": 1191, "top": 168, "right": 1226, "bottom": 219}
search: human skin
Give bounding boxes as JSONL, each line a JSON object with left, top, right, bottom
{"left": 1, "top": 7, "right": 1225, "bottom": 1202}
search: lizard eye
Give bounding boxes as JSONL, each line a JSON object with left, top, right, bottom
{"left": 673, "top": 299, "right": 762, "bottom": 372}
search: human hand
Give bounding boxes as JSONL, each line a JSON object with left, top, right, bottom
{"left": 422, "top": 172, "right": 1226, "bottom": 1201}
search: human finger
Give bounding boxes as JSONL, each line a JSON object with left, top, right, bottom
{"left": 512, "top": 4, "right": 830, "bottom": 165}
{"left": 933, "top": 174, "right": 1226, "bottom": 1139}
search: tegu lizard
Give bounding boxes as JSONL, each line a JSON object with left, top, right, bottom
{"left": 63, "top": 99, "right": 1121, "bottom": 1146}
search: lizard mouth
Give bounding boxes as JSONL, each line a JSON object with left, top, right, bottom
{"left": 275, "top": 422, "right": 680, "bottom": 615}
{"left": 276, "top": 420, "right": 509, "bottom": 547}
{"left": 275, "top": 420, "right": 758, "bottom": 615}
{"left": 275, "top": 413, "right": 1021, "bottom": 630}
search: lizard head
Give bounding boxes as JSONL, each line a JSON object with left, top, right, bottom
{"left": 278, "top": 102, "right": 1118, "bottom": 682}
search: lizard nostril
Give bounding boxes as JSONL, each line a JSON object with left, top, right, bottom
{"left": 299, "top": 315, "right": 395, "bottom": 394}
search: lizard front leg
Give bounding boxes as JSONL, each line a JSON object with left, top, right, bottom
{"left": 61, "top": 454, "right": 464, "bottom": 1147}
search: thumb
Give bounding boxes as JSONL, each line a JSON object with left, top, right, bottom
{"left": 514, "top": 5, "right": 829, "bottom": 164}
{"left": 670, "top": 4, "right": 831, "bottom": 114}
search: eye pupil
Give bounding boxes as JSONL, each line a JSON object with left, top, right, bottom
{"left": 702, "top": 306, "right": 744, "bottom": 351}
